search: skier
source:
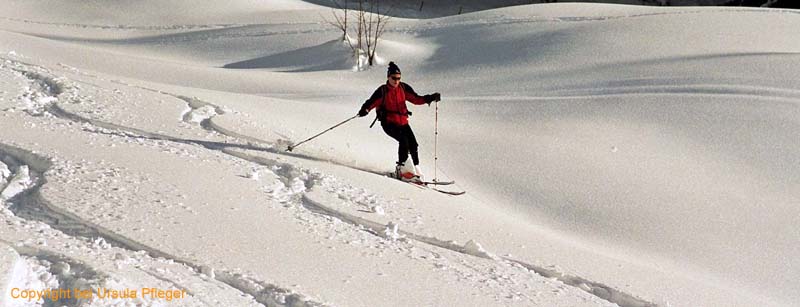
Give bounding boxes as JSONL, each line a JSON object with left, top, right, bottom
{"left": 357, "top": 62, "right": 441, "bottom": 182}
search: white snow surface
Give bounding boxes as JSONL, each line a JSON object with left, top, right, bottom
{"left": 0, "top": 1, "right": 798, "bottom": 306}
{"left": 1, "top": 165, "right": 33, "bottom": 201}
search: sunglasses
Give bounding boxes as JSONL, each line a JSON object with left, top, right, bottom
{"left": 390, "top": 76, "right": 401, "bottom": 81}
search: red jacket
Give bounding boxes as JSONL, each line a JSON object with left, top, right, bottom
{"left": 361, "top": 82, "right": 429, "bottom": 126}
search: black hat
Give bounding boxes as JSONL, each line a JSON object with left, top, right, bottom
{"left": 387, "top": 62, "right": 401, "bottom": 76}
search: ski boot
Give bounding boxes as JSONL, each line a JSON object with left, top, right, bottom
{"left": 395, "top": 162, "right": 422, "bottom": 183}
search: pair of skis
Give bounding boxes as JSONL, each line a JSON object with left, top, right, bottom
{"left": 386, "top": 173, "right": 465, "bottom": 196}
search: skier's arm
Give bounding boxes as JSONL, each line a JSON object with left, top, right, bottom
{"left": 403, "top": 83, "right": 440, "bottom": 105}
{"left": 402, "top": 83, "right": 427, "bottom": 105}
{"left": 359, "top": 86, "right": 384, "bottom": 113}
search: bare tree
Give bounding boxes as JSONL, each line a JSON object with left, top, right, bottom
{"left": 356, "top": 0, "right": 365, "bottom": 60}
{"left": 323, "top": 0, "right": 354, "bottom": 51}
{"left": 362, "top": 0, "right": 392, "bottom": 66}
{"left": 325, "top": 0, "right": 392, "bottom": 69}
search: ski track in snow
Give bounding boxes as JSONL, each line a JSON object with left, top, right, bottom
{"left": 298, "top": 194, "right": 654, "bottom": 307}
{"left": 121, "top": 78, "right": 656, "bottom": 305}
{"left": 0, "top": 146, "right": 265, "bottom": 307}
{"left": 0, "top": 52, "right": 659, "bottom": 306}
{"left": 0, "top": 58, "right": 325, "bottom": 307}
{"left": 3, "top": 55, "right": 559, "bottom": 306}
{"left": 0, "top": 144, "right": 321, "bottom": 307}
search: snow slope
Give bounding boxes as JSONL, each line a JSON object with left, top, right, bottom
{"left": 1, "top": 0, "right": 799, "bottom": 306}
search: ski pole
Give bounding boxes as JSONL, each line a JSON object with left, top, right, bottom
{"left": 433, "top": 99, "right": 439, "bottom": 182}
{"left": 287, "top": 115, "right": 358, "bottom": 152}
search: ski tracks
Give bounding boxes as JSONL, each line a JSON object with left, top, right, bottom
{"left": 0, "top": 145, "right": 268, "bottom": 307}
{"left": 0, "top": 53, "right": 654, "bottom": 306}
{"left": 0, "top": 141, "right": 323, "bottom": 307}
{"left": 1, "top": 57, "right": 324, "bottom": 306}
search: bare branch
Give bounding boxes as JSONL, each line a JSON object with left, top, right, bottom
{"left": 323, "top": 0, "right": 356, "bottom": 53}
{"left": 323, "top": 0, "right": 392, "bottom": 68}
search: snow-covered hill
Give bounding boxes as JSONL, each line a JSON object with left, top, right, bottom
{"left": 1, "top": 1, "right": 798, "bottom": 306}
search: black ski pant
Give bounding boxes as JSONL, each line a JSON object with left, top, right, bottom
{"left": 381, "top": 123, "right": 419, "bottom": 166}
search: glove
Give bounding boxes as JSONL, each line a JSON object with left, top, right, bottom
{"left": 358, "top": 109, "right": 368, "bottom": 117}
{"left": 424, "top": 93, "right": 442, "bottom": 104}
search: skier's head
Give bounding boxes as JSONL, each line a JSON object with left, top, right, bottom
{"left": 387, "top": 62, "right": 401, "bottom": 87}
{"left": 387, "top": 61, "right": 401, "bottom": 76}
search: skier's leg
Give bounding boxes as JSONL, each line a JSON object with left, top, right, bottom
{"left": 404, "top": 125, "right": 419, "bottom": 165}
{"left": 382, "top": 123, "right": 410, "bottom": 164}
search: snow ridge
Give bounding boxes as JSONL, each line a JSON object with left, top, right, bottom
{"left": 9, "top": 69, "right": 62, "bottom": 117}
